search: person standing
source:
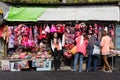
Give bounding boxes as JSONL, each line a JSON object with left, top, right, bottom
{"left": 86, "top": 33, "right": 100, "bottom": 72}
{"left": 72, "top": 32, "right": 88, "bottom": 72}
{"left": 51, "top": 32, "right": 62, "bottom": 71}
{"left": 100, "top": 30, "right": 112, "bottom": 72}
{"left": 86, "top": 32, "right": 96, "bottom": 72}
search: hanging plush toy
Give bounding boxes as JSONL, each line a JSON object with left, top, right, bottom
{"left": 89, "top": 25, "right": 93, "bottom": 34}
{"left": 75, "top": 24, "right": 80, "bottom": 30}
{"left": 45, "top": 24, "right": 50, "bottom": 33}
{"left": 50, "top": 24, "right": 57, "bottom": 33}
{"left": 111, "top": 24, "right": 115, "bottom": 37}
{"left": 80, "top": 22, "right": 86, "bottom": 28}
{"left": 2, "top": 25, "right": 9, "bottom": 42}
{"left": 0, "top": 26, "right": 5, "bottom": 37}
{"left": 41, "top": 30, "right": 47, "bottom": 39}
{"left": 94, "top": 23, "right": 98, "bottom": 34}
{"left": 104, "top": 26, "right": 108, "bottom": 32}
{"left": 22, "top": 36, "right": 29, "bottom": 47}
{"left": 33, "top": 26, "right": 39, "bottom": 46}
{"left": 39, "top": 27, "right": 43, "bottom": 40}
{"left": 57, "top": 24, "right": 65, "bottom": 34}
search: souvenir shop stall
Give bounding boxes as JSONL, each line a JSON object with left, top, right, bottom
{"left": 0, "top": 21, "right": 118, "bottom": 71}
{"left": 0, "top": 1, "right": 120, "bottom": 71}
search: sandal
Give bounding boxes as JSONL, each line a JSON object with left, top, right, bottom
{"left": 102, "top": 69, "right": 107, "bottom": 72}
{"left": 107, "top": 70, "right": 112, "bottom": 73}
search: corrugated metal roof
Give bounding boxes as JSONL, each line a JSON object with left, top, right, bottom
{"left": 38, "top": 6, "right": 119, "bottom": 21}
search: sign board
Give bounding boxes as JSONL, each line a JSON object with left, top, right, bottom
{"left": 33, "top": 60, "right": 52, "bottom": 71}
{"left": 1, "top": 60, "right": 10, "bottom": 71}
{"left": 10, "top": 62, "right": 21, "bottom": 71}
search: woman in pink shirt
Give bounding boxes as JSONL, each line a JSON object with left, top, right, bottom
{"left": 73, "top": 32, "right": 88, "bottom": 72}
{"left": 100, "top": 30, "right": 112, "bottom": 72}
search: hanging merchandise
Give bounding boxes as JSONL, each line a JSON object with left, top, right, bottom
{"left": 39, "top": 27, "right": 43, "bottom": 40}
{"left": 50, "top": 24, "right": 57, "bottom": 33}
{"left": 94, "top": 23, "right": 99, "bottom": 34}
{"left": 33, "top": 26, "right": 39, "bottom": 46}
{"left": 94, "top": 23, "right": 98, "bottom": 29}
{"left": 110, "top": 24, "right": 115, "bottom": 39}
{"left": 22, "top": 25, "right": 30, "bottom": 36}
{"left": 2, "top": 25, "right": 9, "bottom": 42}
{"left": 45, "top": 24, "right": 50, "bottom": 33}
{"left": 41, "top": 30, "right": 47, "bottom": 39}
{"left": 75, "top": 23, "right": 80, "bottom": 30}
{"left": 80, "top": 22, "right": 86, "bottom": 28}
{"left": 104, "top": 26, "right": 108, "bottom": 32}
{"left": 63, "top": 27, "right": 75, "bottom": 58}
{"left": 8, "top": 26, "right": 14, "bottom": 48}
{"left": 57, "top": 24, "right": 65, "bottom": 34}
{"left": 13, "top": 24, "right": 36, "bottom": 48}
{"left": 0, "top": 26, "right": 5, "bottom": 38}
{"left": 29, "top": 26, "right": 33, "bottom": 40}
{"left": 98, "top": 24, "right": 102, "bottom": 39}
{"left": 89, "top": 25, "right": 93, "bottom": 34}
{"left": 64, "top": 28, "right": 75, "bottom": 45}
{"left": 39, "top": 26, "right": 48, "bottom": 40}
{"left": 21, "top": 36, "right": 29, "bottom": 47}
{"left": 28, "top": 26, "right": 35, "bottom": 48}
{"left": 60, "top": 24, "right": 65, "bottom": 33}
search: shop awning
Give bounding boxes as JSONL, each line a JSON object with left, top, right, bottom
{"left": 38, "top": 6, "right": 119, "bottom": 21}
{"left": 5, "top": 5, "right": 119, "bottom": 21}
{"left": 7, "top": 7, "right": 47, "bottom": 21}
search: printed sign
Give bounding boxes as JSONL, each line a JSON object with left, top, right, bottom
{"left": 32, "top": 59, "right": 44, "bottom": 68}
{"left": 10, "top": 62, "right": 21, "bottom": 71}
{"left": 36, "top": 60, "right": 52, "bottom": 71}
{"left": 1, "top": 60, "right": 10, "bottom": 71}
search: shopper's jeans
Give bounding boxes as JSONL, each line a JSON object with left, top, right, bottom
{"left": 73, "top": 52, "right": 84, "bottom": 72}
{"left": 87, "top": 46, "right": 98, "bottom": 71}
{"left": 87, "top": 46, "right": 93, "bottom": 71}
{"left": 93, "top": 55, "right": 98, "bottom": 71}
